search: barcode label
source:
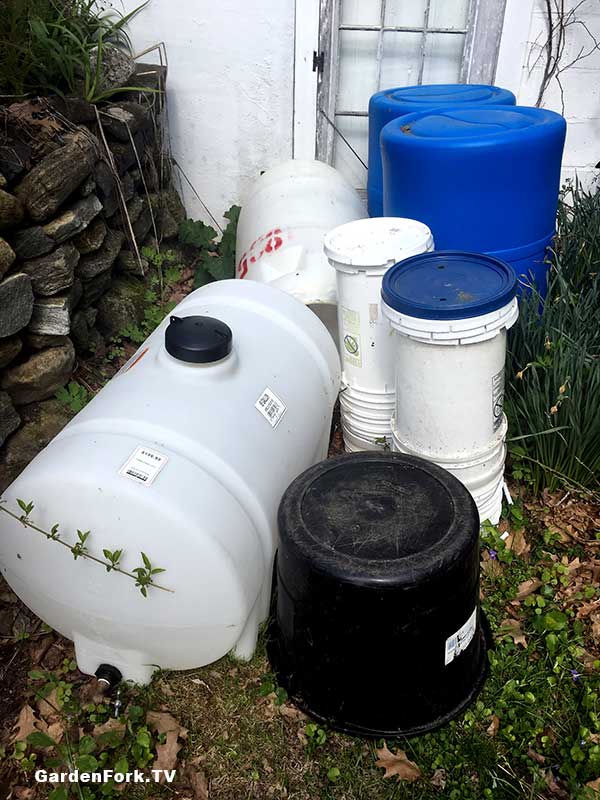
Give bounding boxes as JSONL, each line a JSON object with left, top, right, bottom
{"left": 445, "top": 607, "right": 477, "bottom": 666}
{"left": 255, "top": 387, "right": 287, "bottom": 429}
{"left": 119, "top": 446, "right": 168, "bottom": 486}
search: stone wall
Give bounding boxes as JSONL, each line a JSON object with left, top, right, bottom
{"left": 0, "top": 64, "right": 185, "bottom": 464}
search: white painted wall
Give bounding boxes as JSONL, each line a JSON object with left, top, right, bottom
{"left": 496, "top": 0, "right": 600, "bottom": 187}
{"left": 121, "top": 0, "right": 296, "bottom": 227}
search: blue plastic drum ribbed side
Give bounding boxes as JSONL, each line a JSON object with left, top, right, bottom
{"left": 367, "top": 84, "right": 516, "bottom": 217}
{"left": 380, "top": 105, "right": 566, "bottom": 293}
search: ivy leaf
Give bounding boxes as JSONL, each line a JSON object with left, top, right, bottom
{"left": 49, "top": 788, "right": 69, "bottom": 800}
{"left": 542, "top": 610, "right": 568, "bottom": 631}
{"left": 178, "top": 218, "right": 217, "bottom": 250}
{"left": 78, "top": 734, "right": 97, "bottom": 755}
{"left": 76, "top": 754, "right": 99, "bottom": 772}
{"left": 27, "top": 731, "right": 57, "bottom": 748}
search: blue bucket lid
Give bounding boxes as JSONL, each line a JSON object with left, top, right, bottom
{"left": 384, "top": 105, "right": 566, "bottom": 146}
{"left": 377, "top": 84, "right": 515, "bottom": 108}
{"left": 381, "top": 251, "right": 518, "bottom": 320}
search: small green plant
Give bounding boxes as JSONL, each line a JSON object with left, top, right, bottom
{"left": 0, "top": 498, "right": 171, "bottom": 597}
{"left": 55, "top": 381, "right": 90, "bottom": 413}
{"left": 258, "top": 673, "right": 288, "bottom": 706}
{"left": 12, "top": 666, "right": 171, "bottom": 799}
{"left": 178, "top": 204, "right": 241, "bottom": 287}
{"left": 304, "top": 722, "right": 327, "bottom": 752}
{"left": 115, "top": 248, "right": 181, "bottom": 349}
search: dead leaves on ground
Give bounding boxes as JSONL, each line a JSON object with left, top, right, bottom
{"left": 146, "top": 711, "right": 188, "bottom": 782}
{"left": 515, "top": 578, "right": 542, "bottom": 600}
{"left": 11, "top": 705, "right": 43, "bottom": 743}
{"left": 375, "top": 743, "right": 422, "bottom": 782}
{"left": 533, "top": 491, "right": 600, "bottom": 546}
{"left": 498, "top": 618, "right": 528, "bottom": 648}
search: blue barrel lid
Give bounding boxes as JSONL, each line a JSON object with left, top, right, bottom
{"left": 381, "top": 251, "right": 518, "bottom": 320}
{"left": 384, "top": 105, "right": 566, "bottom": 146}
{"left": 372, "top": 84, "right": 515, "bottom": 109}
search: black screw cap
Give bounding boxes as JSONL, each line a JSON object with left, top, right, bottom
{"left": 165, "top": 315, "right": 232, "bottom": 363}
{"left": 95, "top": 663, "right": 122, "bottom": 687}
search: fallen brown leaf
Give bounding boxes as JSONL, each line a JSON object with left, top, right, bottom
{"left": 515, "top": 578, "right": 542, "bottom": 600}
{"left": 481, "top": 556, "right": 503, "bottom": 579}
{"left": 578, "top": 599, "right": 600, "bottom": 619}
{"left": 505, "top": 528, "right": 530, "bottom": 559}
{"left": 13, "top": 788, "right": 35, "bottom": 799}
{"left": 545, "top": 770, "right": 570, "bottom": 799}
{"left": 92, "top": 718, "right": 126, "bottom": 740}
{"left": 527, "top": 747, "right": 546, "bottom": 764}
{"left": 146, "top": 710, "right": 188, "bottom": 738}
{"left": 375, "top": 743, "right": 422, "bottom": 782}
{"left": 499, "top": 618, "right": 528, "bottom": 648}
{"left": 37, "top": 688, "right": 61, "bottom": 723}
{"left": 486, "top": 715, "right": 500, "bottom": 737}
{"left": 11, "top": 705, "right": 46, "bottom": 743}
{"left": 277, "top": 703, "right": 307, "bottom": 721}
{"left": 430, "top": 768, "right": 446, "bottom": 790}
{"left": 47, "top": 720, "right": 64, "bottom": 745}
{"left": 147, "top": 710, "right": 187, "bottom": 783}
{"left": 184, "top": 763, "right": 209, "bottom": 799}
{"left": 153, "top": 730, "right": 182, "bottom": 781}
{"left": 586, "top": 777, "right": 600, "bottom": 795}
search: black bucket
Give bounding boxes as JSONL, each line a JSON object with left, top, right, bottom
{"left": 268, "top": 451, "right": 488, "bottom": 738}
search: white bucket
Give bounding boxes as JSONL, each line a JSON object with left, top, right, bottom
{"left": 391, "top": 425, "right": 507, "bottom": 524}
{"left": 323, "top": 217, "right": 433, "bottom": 450}
{"left": 235, "top": 160, "right": 366, "bottom": 344}
{"left": 0, "top": 280, "right": 340, "bottom": 683}
{"left": 381, "top": 251, "right": 518, "bottom": 524}
{"left": 342, "top": 424, "right": 390, "bottom": 453}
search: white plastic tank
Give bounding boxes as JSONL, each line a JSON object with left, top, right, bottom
{"left": 323, "top": 218, "right": 433, "bottom": 452}
{"left": 235, "top": 160, "right": 366, "bottom": 344}
{"left": 0, "top": 280, "right": 340, "bottom": 683}
{"left": 381, "top": 251, "right": 518, "bottom": 524}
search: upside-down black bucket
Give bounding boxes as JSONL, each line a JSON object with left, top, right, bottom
{"left": 268, "top": 451, "right": 489, "bottom": 738}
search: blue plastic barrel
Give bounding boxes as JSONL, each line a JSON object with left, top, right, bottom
{"left": 367, "top": 85, "right": 516, "bottom": 217}
{"left": 381, "top": 106, "right": 566, "bottom": 293}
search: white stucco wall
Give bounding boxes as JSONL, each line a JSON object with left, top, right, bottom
{"left": 122, "top": 0, "right": 295, "bottom": 227}
{"left": 496, "top": 0, "right": 600, "bottom": 187}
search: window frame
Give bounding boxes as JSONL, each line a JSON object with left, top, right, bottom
{"left": 314, "top": 0, "right": 508, "bottom": 166}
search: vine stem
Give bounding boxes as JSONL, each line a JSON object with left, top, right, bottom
{"left": 0, "top": 503, "right": 174, "bottom": 594}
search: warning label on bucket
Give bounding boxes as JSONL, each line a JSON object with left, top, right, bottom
{"left": 255, "top": 387, "right": 287, "bottom": 429}
{"left": 119, "top": 446, "right": 168, "bottom": 486}
{"left": 444, "top": 607, "right": 477, "bottom": 666}
{"left": 492, "top": 369, "right": 505, "bottom": 431}
{"left": 341, "top": 307, "right": 362, "bottom": 368}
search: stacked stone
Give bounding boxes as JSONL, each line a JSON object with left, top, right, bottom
{"left": 0, "top": 64, "right": 185, "bottom": 450}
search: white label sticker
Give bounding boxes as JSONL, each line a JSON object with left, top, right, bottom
{"left": 492, "top": 369, "right": 505, "bottom": 431}
{"left": 119, "top": 446, "right": 168, "bottom": 486}
{"left": 445, "top": 607, "right": 477, "bottom": 666}
{"left": 341, "top": 307, "right": 362, "bottom": 368}
{"left": 255, "top": 387, "right": 287, "bottom": 429}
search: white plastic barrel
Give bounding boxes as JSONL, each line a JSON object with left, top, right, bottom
{"left": 235, "top": 160, "right": 366, "bottom": 343}
{"left": 381, "top": 251, "right": 518, "bottom": 524}
{"left": 0, "top": 280, "right": 340, "bottom": 683}
{"left": 323, "top": 218, "right": 433, "bottom": 451}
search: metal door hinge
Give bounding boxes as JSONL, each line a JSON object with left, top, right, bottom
{"left": 313, "top": 50, "right": 325, "bottom": 73}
